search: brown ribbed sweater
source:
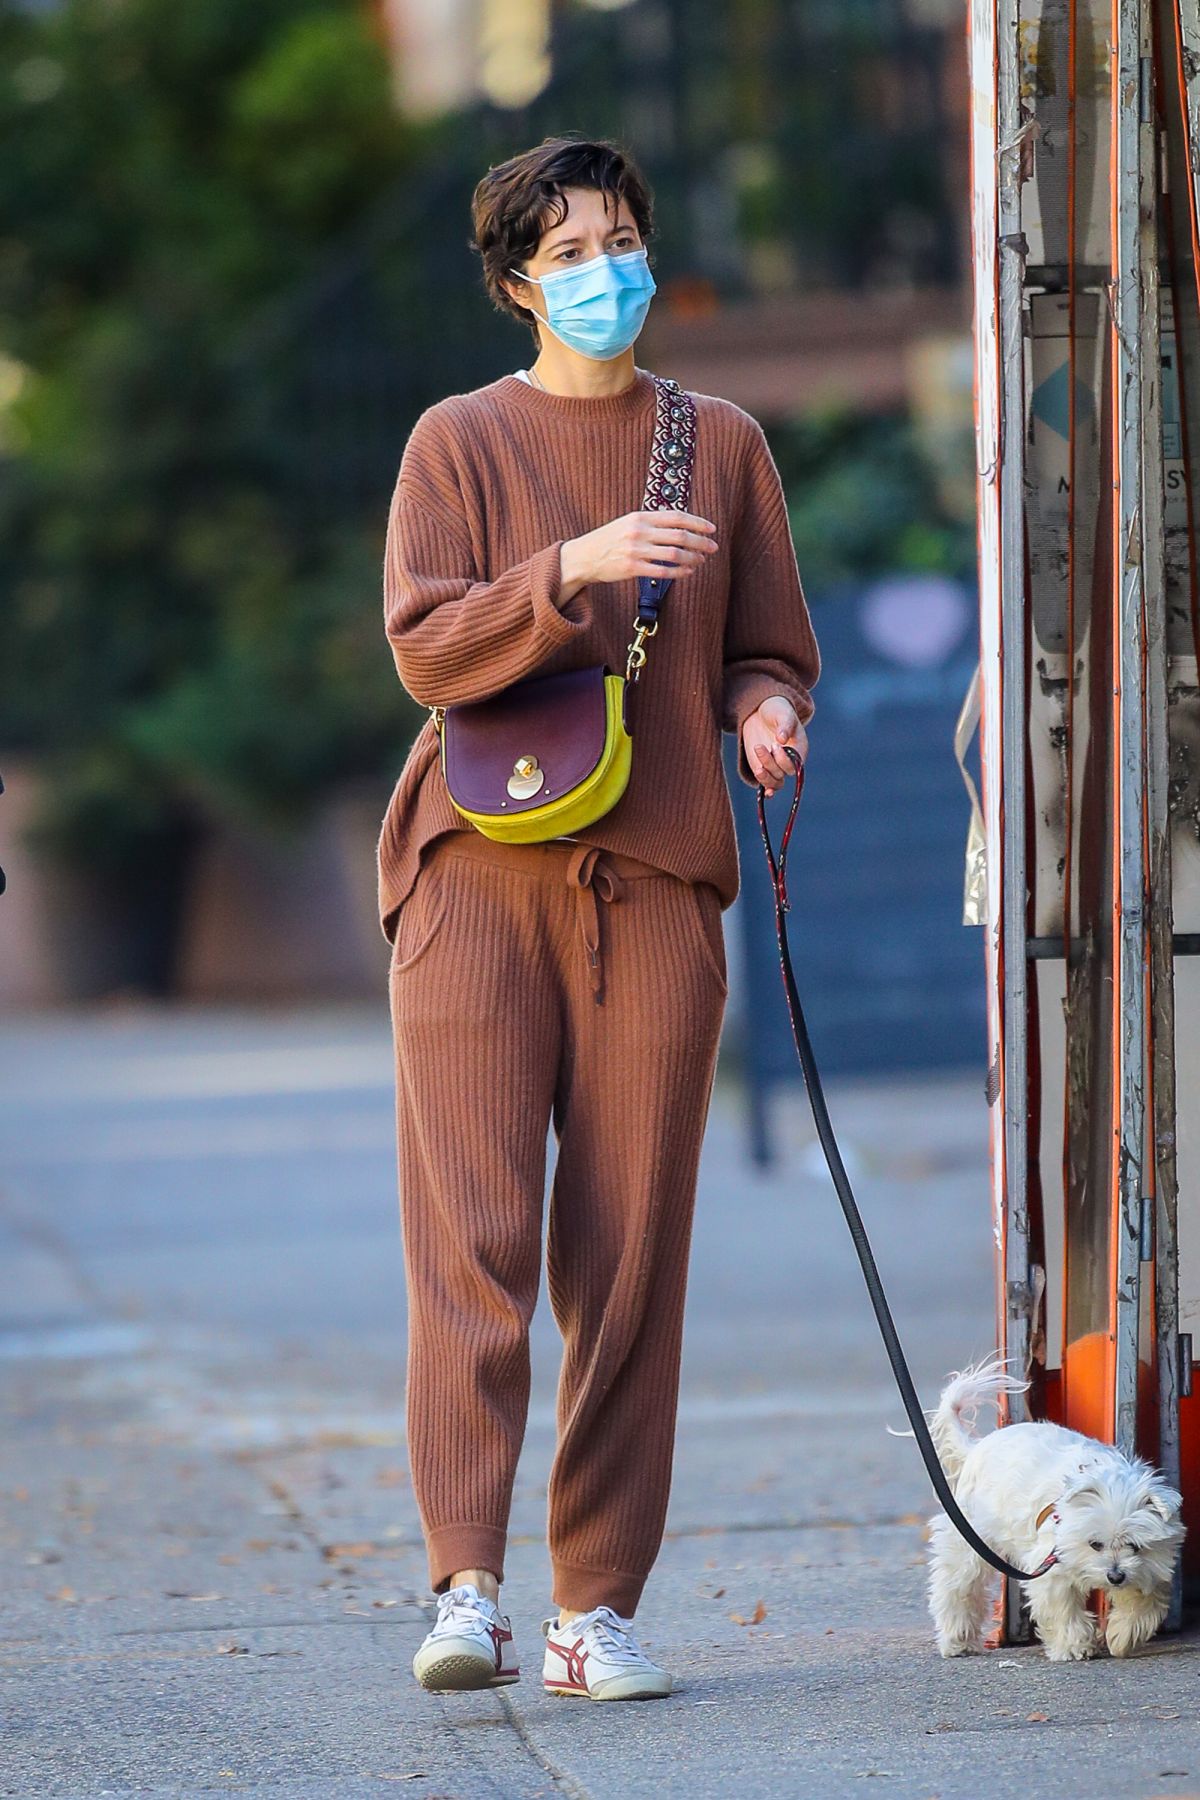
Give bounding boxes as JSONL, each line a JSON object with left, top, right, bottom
{"left": 377, "top": 365, "right": 820, "bottom": 945}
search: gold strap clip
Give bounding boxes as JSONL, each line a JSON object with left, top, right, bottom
{"left": 625, "top": 617, "right": 658, "bottom": 683}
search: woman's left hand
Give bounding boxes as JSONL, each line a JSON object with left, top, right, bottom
{"left": 742, "top": 696, "right": 808, "bottom": 795}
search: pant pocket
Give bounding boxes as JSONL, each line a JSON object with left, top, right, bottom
{"left": 687, "top": 881, "right": 729, "bottom": 995}
{"left": 389, "top": 862, "right": 450, "bottom": 978}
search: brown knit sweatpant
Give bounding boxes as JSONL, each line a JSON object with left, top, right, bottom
{"left": 388, "top": 827, "right": 728, "bottom": 1618}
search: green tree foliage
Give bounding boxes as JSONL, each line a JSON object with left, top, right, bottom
{"left": 0, "top": 0, "right": 422, "bottom": 857}
{"left": 765, "top": 408, "right": 976, "bottom": 594}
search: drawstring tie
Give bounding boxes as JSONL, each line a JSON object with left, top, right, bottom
{"left": 565, "top": 844, "right": 625, "bottom": 1002}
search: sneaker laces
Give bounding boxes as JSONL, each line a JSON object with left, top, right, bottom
{"left": 577, "top": 1604, "right": 647, "bottom": 1665}
{"left": 434, "top": 1584, "right": 497, "bottom": 1636}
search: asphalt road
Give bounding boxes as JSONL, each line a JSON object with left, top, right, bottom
{"left": 1, "top": 1005, "right": 1197, "bottom": 1799}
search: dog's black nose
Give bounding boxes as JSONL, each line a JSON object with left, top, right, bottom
{"left": 1106, "top": 1569, "right": 1126, "bottom": 1586}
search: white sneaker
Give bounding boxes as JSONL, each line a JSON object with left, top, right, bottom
{"left": 412, "top": 1583, "right": 519, "bottom": 1691}
{"left": 541, "top": 1604, "right": 672, "bottom": 1700}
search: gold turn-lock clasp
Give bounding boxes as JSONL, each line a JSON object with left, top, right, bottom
{"left": 429, "top": 705, "right": 445, "bottom": 730}
{"left": 507, "top": 753, "right": 546, "bottom": 800}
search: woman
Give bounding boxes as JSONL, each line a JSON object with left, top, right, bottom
{"left": 380, "top": 135, "right": 820, "bottom": 1702}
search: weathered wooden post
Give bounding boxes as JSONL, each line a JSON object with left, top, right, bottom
{"left": 966, "top": 0, "right": 1198, "bottom": 1644}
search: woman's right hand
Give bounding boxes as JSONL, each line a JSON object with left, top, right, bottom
{"left": 560, "top": 509, "right": 718, "bottom": 600}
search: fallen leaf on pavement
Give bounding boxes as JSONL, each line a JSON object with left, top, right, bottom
{"left": 729, "top": 1600, "right": 767, "bottom": 1627}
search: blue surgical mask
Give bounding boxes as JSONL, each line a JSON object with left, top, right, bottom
{"left": 508, "top": 247, "right": 657, "bottom": 360}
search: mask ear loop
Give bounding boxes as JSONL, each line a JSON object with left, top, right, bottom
{"left": 506, "top": 267, "right": 553, "bottom": 337}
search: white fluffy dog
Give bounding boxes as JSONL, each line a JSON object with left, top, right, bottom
{"left": 923, "top": 1354, "right": 1186, "bottom": 1661}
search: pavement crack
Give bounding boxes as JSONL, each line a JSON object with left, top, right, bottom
{"left": 0, "top": 1180, "right": 108, "bottom": 1310}
{"left": 492, "top": 1687, "right": 595, "bottom": 1800}
{"left": 375, "top": 1513, "right": 928, "bottom": 1561}
{"left": 662, "top": 1512, "right": 928, "bottom": 1539}
{"left": 411, "top": 1596, "right": 594, "bottom": 1800}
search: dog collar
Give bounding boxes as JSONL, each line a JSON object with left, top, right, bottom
{"left": 1029, "top": 1501, "right": 1061, "bottom": 1573}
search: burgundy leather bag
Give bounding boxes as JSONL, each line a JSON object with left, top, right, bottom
{"left": 440, "top": 663, "right": 626, "bottom": 817}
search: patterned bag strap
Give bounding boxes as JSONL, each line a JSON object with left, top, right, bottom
{"left": 625, "top": 374, "right": 699, "bottom": 684}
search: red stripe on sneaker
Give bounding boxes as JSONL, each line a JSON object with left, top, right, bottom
{"left": 546, "top": 1635, "right": 590, "bottom": 1689}
{"left": 487, "top": 1621, "right": 513, "bottom": 1672}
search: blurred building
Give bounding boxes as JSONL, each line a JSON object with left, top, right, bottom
{"left": 381, "top": 0, "right": 555, "bottom": 113}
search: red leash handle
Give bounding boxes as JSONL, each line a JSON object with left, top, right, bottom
{"left": 755, "top": 746, "right": 805, "bottom": 914}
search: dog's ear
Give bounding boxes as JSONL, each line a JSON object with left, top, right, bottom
{"left": 1060, "top": 1476, "right": 1104, "bottom": 1506}
{"left": 1145, "top": 1486, "right": 1183, "bottom": 1523}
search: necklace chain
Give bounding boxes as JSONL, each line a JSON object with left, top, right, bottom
{"left": 526, "top": 365, "right": 645, "bottom": 398}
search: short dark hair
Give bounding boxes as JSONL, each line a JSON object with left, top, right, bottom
{"left": 471, "top": 134, "right": 656, "bottom": 342}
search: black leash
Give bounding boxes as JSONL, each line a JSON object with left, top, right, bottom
{"left": 755, "top": 744, "right": 1057, "bottom": 1584}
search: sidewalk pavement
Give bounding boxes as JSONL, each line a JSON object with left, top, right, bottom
{"left": 0, "top": 1005, "right": 1197, "bottom": 1800}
